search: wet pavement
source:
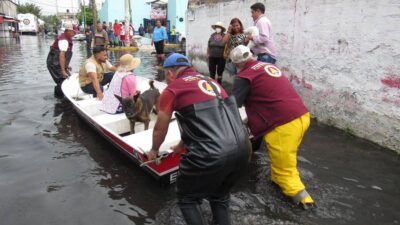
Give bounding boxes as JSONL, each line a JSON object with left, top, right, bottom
{"left": 0, "top": 36, "right": 399, "bottom": 225}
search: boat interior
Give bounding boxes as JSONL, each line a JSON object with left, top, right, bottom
{"left": 63, "top": 74, "right": 180, "bottom": 154}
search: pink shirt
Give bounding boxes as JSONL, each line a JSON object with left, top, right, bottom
{"left": 100, "top": 72, "right": 137, "bottom": 114}
{"left": 252, "top": 15, "right": 277, "bottom": 58}
{"left": 121, "top": 75, "right": 137, "bottom": 97}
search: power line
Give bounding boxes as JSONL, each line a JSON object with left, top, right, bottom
{"left": 20, "top": 0, "right": 79, "bottom": 9}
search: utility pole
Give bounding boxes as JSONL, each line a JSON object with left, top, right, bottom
{"left": 91, "top": 0, "right": 97, "bottom": 25}
{"left": 55, "top": 0, "right": 59, "bottom": 15}
{"left": 125, "top": 0, "right": 130, "bottom": 46}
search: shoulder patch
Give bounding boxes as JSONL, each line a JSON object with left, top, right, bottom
{"left": 264, "top": 64, "right": 282, "bottom": 77}
{"left": 197, "top": 80, "right": 221, "bottom": 96}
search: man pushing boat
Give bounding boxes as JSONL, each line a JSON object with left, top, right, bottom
{"left": 146, "top": 53, "right": 251, "bottom": 225}
{"left": 46, "top": 23, "right": 76, "bottom": 97}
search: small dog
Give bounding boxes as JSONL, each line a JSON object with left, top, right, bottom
{"left": 244, "top": 26, "right": 259, "bottom": 49}
{"left": 115, "top": 80, "right": 160, "bottom": 134}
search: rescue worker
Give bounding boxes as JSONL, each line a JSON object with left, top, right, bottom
{"left": 146, "top": 53, "right": 251, "bottom": 225}
{"left": 230, "top": 45, "right": 315, "bottom": 209}
{"left": 46, "top": 23, "right": 76, "bottom": 97}
{"left": 79, "top": 46, "right": 117, "bottom": 100}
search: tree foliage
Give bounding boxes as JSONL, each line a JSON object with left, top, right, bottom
{"left": 17, "top": 3, "right": 42, "bottom": 18}
{"left": 77, "top": 4, "right": 94, "bottom": 26}
{"left": 41, "top": 15, "right": 60, "bottom": 30}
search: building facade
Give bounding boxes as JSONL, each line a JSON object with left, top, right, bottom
{"left": 97, "top": 0, "right": 188, "bottom": 38}
{"left": 0, "top": 0, "right": 18, "bottom": 38}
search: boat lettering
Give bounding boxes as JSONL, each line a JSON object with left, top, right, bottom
{"left": 170, "top": 171, "right": 178, "bottom": 184}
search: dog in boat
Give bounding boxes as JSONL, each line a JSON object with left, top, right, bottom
{"left": 115, "top": 80, "right": 160, "bottom": 134}
{"left": 244, "top": 26, "right": 259, "bottom": 49}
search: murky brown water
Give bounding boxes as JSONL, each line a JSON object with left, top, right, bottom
{"left": 0, "top": 36, "right": 399, "bottom": 225}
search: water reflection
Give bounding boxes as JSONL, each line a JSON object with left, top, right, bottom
{"left": 53, "top": 99, "right": 176, "bottom": 224}
{"left": 0, "top": 35, "right": 399, "bottom": 225}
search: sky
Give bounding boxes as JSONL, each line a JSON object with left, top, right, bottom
{"left": 18, "top": 0, "right": 105, "bottom": 15}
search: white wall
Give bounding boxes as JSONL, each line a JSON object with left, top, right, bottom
{"left": 186, "top": 0, "right": 400, "bottom": 152}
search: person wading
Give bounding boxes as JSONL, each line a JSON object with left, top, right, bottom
{"left": 46, "top": 23, "right": 76, "bottom": 97}
{"left": 146, "top": 53, "right": 251, "bottom": 225}
{"left": 230, "top": 45, "right": 315, "bottom": 209}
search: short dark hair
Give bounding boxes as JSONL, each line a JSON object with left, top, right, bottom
{"left": 93, "top": 46, "right": 106, "bottom": 54}
{"left": 250, "top": 3, "right": 265, "bottom": 14}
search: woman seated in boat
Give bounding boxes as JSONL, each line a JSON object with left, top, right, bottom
{"left": 100, "top": 54, "right": 140, "bottom": 114}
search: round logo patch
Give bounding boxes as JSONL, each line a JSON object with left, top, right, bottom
{"left": 197, "top": 80, "right": 221, "bottom": 96}
{"left": 265, "top": 64, "right": 282, "bottom": 77}
{"left": 23, "top": 19, "right": 30, "bottom": 25}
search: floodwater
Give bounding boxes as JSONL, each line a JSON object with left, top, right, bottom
{"left": 0, "top": 36, "right": 399, "bottom": 225}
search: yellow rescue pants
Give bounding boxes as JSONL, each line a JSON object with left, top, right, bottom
{"left": 264, "top": 112, "right": 313, "bottom": 203}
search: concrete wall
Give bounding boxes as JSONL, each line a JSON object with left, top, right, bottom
{"left": 186, "top": 0, "right": 400, "bottom": 152}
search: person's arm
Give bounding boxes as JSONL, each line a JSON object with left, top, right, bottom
{"left": 106, "top": 60, "right": 117, "bottom": 72}
{"left": 88, "top": 72, "right": 103, "bottom": 100}
{"left": 146, "top": 90, "right": 175, "bottom": 160}
{"left": 104, "top": 31, "right": 108, "bottom": 48}
{"left": 232, "top": 76, "right": 251, "bottom": 107}
{"left": 223, "top": 25, "right": 232, "bottom": 44}
{"left": 58, "top": 40, "right": 69, "bottom": 78}
{"left": 251, "top": 19, "right": 272, "bottom": 45}
{"left": 163, "top": 27, "right": 168, "bottom": 44}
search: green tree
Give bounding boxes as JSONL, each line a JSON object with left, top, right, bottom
{"left": 42, "top": 15, "right": 60, "bottom": 31}
{"left": 17, "top": 3, "right": 42, "bottom": 18}
{"left": 77, "top": 4, "right": 94, "bottom": 27}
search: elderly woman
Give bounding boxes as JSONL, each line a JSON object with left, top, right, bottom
{"left": 223, "top": 18, "right": 248, "bottom": 74}
{"left": 207, "top": 21, "right": 226, "bottom": 84}
{"left": 100, "top": 54, "right": 140, "bottom": 114}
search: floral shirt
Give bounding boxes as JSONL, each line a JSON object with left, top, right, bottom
{"left": 229, "top": 33, "right": 247, "bottom": 51}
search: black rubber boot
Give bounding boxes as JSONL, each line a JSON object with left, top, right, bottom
{"left": 209, "top": 195, "right": 231, "bottom": 225}
{"left": 54, "top": 85, "right": 64, "bottom": 98}
{"left": 179, "top": 203, "right": 206, "bottom": 225}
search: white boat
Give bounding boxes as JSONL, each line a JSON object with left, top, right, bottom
{"left": 72, "top": 33, "right": 86, "bottom": 41}
{"left": 61, "top": 73, "right": 183, "bottom": 185}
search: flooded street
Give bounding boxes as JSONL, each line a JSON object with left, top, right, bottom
{"left": 0, "top": 36, "right": 399, "bottom": 225}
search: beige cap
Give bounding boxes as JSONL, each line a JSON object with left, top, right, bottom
{"left": 118, "top": 54, "right": 141, "bottom": 72}
{"left": 211, "top": 21, "right": 226, "bottom": 32}
{"left": 229, "top": 45, "right": 253, "bottom": 63}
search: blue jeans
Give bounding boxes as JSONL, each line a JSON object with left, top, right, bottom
{"left": 225, "top": 60, "right": 237, "bottom": 75}
{"left": 81, "top": 72, "right": 114, "bottom": 97}
{"left": 257, "top": 54, "right": 277, "bottom": 64}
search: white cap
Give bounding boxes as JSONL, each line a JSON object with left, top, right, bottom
{"left": 229, "top": 45, "right": 253, "bottom": 63}
{"left": 64, "top": 23, "right": 73, "bottom": 31}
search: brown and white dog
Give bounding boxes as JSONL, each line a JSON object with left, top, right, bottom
{"left": 115, "top": 80, "right": 160, "bottom": 134}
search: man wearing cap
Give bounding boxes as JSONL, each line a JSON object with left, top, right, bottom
{"left": 247, "top": 2, "right": 277, "bottom": 64}
{"left": 46, "top": 23, "right": 76, "bottom": 97}
{"left": 146, "top": 53, "right": 250, "bottom": 225}
{"left": 79, "top": 46, "right": 117, "bottom": 100}
{"left": 230, "top": 45, "right": 315, "bottom": 209}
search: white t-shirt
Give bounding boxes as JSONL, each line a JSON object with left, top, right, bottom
{"left": 120, "top": 25, "right": 126, "bottom": 35}
{"left": 58, "top": 40, "right": 69, "bottom": 51}
{"left": 85, "top": 60, "right": 113, "bottom": 73}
